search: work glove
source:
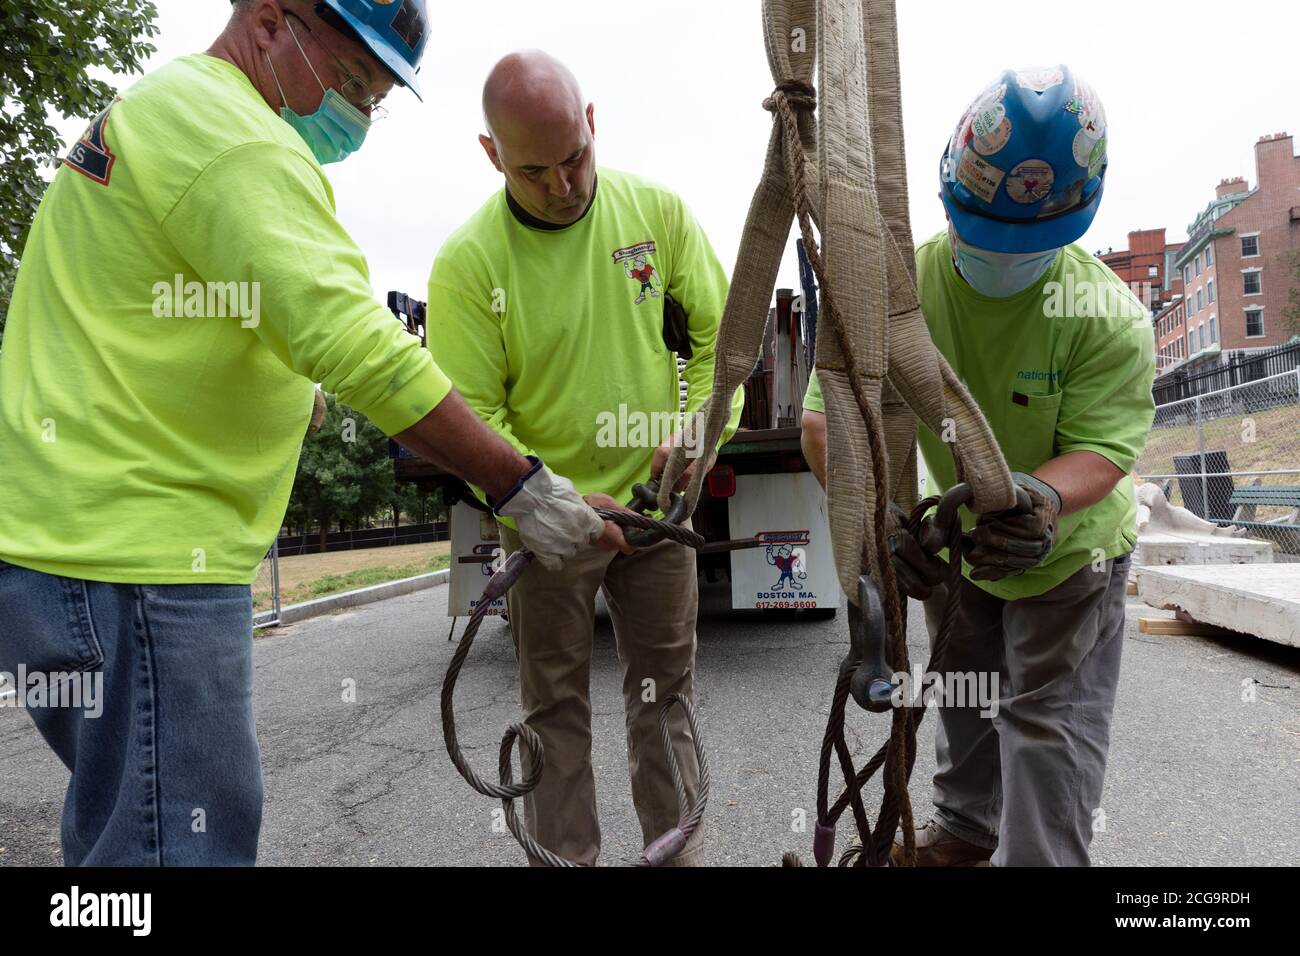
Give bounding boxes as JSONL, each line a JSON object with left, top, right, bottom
{"left": 886, "top": 502, "right": 946, "bottom": 601}
{"left": 966, "top": 472, "right": 1062, "bottom": 582}
{"left": 493, "top": 457, "right": 605, "bottom": 571}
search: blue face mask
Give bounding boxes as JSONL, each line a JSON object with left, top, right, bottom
{"left": 265, "top": 21, "right": 371, "bottom": 165}
{"left": 950, "top": 229, "right": 1060, "bottom": 298}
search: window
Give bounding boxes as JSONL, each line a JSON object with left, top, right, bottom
{"left": 1245, "top": 308, "right": 1265, "bottom": 337}
{"left": 1186, "top": 331, "right": 1194, "bottom": 354}
{"left": 1205, "top": 245, "right": 1213, "bottom": 267}
{"left": 1184, "top": 265, "right": 1192, "bottom": 284}
{"left": 1243, "top": 270, "right": 1262, "bottom": 295}
{"left": 1241, "top": 234, "right": 1260, "bottom": 258}
{"left": 1197, "top": 288, "right": 1205, "bottom": 311}
{"left": 1195, "top": 254, "right": 1202, "bottom": 276}
{"left": 1148, "top": 265, "right": 1158, "bottom": 278}
{"left": 1210, "top": 316, "right": 1218, "bottom": 344}
{"left": 1207, "top": 279, "right": 1215, "bottom": 304}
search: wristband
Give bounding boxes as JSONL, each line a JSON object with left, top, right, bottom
{"left": 489, "top": 455, "right": 544, "bottom": 514}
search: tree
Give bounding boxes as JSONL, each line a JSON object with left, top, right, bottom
{"left": 394, "top": 481, "right": 447, "bottom": 527}
{"left": 288, "top": 394, "right": 400, "bottom": 551}
{"left": 1283, "top": 251, "right": 1300, "bottom": 340}
{"left": 0, "top": 1, "right": 160, "bottom": 342}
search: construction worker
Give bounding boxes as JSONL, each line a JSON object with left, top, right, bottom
{"left": 0, "top": 1, "right": 611, "bottom": 867}
{"left": 801, "top": 66, "right": 1155, "bottom": 866}
{"left": 426, "top": 50, "right": 744, "bottom": 866}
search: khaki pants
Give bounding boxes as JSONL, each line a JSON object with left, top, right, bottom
{"left": 921, "top": 553, "right": 1131, "bottom": 866}
{"left": 499, "top": 523, "right": 704, "bottom": 866}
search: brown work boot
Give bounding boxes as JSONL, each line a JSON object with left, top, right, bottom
{"left": 890, "top": 819, "right": 994, "bottom": 866}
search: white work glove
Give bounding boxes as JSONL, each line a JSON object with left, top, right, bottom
{"left": 493, "top": 458, "right": 605, "bottom": 571}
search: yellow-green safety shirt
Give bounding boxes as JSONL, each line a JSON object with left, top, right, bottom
{"left": 0, "top": 55, "right": 451, "bottom": 584}
{"left": 804, "top": 230, "right": 1155, "bottom": 600}
{"left": 426, "top": 167, "right": 744, "bottom": 511}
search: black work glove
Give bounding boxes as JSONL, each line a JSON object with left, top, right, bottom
{"left": 886, "top": 502, "right": 946, "bottom": 600}
{"left": 966, "top": 472, "right": 1062, "bottom": 582}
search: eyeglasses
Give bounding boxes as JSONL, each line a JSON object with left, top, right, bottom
{"left": 286, "top": 11, "right": 389, "bottom": 120}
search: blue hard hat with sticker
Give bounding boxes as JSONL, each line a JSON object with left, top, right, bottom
{"left": 318, "top": 0, "right": 429, "bottom": 100}
{"left": 939, "top": 65, "right": 1108, "bottom": 254}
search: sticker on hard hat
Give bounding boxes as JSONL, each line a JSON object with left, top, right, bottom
{"left": 972, "top": 105, "right": 1011, "bottom": 156}
{"left": 956, "top": 152, "right": 1006, "bottom": 204}
{"left": 1073, "top": 128, "right": 1099, "bottom": 168}
{"left": 1087, "top": 136, "right": 1107, "bottom": 179}
{"left": 951, "top": 113, "right": 974, "bottom": 154}
{"left": 1016, "top": 68, "right": 1065, "bottom": 93}
{"left": 1066, "top": 78, "right": 1106, "bottom": 138}
{"left": 971, "top": 81, "right": 1007, "bottom": 112}
{"left": 390, "top": 0, "right": 427, "bottom": 51}
{"left": 1006, "top": 160, "right": 1055, "bottom": 204}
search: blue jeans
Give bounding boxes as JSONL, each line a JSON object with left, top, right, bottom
{"left": 0, "top": 559, "right": 263, "bottom": 865}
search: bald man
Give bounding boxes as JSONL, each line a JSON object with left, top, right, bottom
{"left": 427, "top": 51, "right": 743, "bottom": 866}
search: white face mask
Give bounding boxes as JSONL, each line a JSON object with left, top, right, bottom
{"left": 950, "top": 229, "right": 1060, "bottom": 298}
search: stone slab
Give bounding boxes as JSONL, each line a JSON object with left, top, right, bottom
{"left": 1134, "top": 563, "right": 1300, "bottom": 648}
{"left": 1134, "top": 531, "right": 1274, "bottom": 567}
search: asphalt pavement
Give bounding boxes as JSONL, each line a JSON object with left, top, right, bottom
{"left": 2, "top": 577, "right": 1297, "bottom": 866}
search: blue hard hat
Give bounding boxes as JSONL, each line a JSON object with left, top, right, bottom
{"left": 318, "top": 0, "right": 429, "bottom": 101}
{"left": 939, "top": 65, "right": 1108, "bottom": 253}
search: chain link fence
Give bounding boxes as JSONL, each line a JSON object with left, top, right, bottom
{"left": 1137, "top": 368, "right": 1300, "bottom": 561}
{"left": 252, "top": 539, "right": 282, "bottom": 629}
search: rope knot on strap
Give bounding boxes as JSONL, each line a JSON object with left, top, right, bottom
{"left": 762, "top": 79, "right": 816, "bottom": 114}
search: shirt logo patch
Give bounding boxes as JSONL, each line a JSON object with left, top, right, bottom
{"left": 64, "top": 99, "right": 120, "bottom": 186}
{"left": 612, "top": 240, "right": 661, "bottom": 305}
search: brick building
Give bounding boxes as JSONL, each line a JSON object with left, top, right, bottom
{"left": 1099, "top": 227, "right": 1184, "bottom": 312}
{"left": 1160, "top": 132, "right": 1300, "bottom": 379}
{"left": 1152, "top": 294, "right": 1189, "bottom": 375}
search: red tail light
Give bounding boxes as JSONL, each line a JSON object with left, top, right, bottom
{"left": 707, "top": 464, "right": 737, "bottom": 498}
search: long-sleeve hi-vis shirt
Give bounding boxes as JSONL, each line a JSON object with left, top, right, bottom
{"left": 426, "top": 168, "right": 744, "bottom": 511}
{"left": 0, "top": 55, "right": 451, "bottom": 584}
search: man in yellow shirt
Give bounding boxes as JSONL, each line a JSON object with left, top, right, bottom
{"left": 0, "top": 1, "right": 608, "bottom": 866}
{"left": 803, "top": 67, "right": 1154, "bottom": 866}
{"left": 427, "top": 51, "right": 744, "bottom": 866}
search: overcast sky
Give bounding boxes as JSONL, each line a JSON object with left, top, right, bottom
{"left": 48, "top": 0, "right": 1300, "bottom": 302}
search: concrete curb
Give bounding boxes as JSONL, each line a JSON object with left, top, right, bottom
{"left": 276, "top": 569, "right": 449, "bottom": 626}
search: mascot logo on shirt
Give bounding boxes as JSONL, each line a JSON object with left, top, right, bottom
{"left": 612, "top": 240, "right": 662, "bottom": 305}
{"left": 64, "top": 99, "right": 120, "bottom": 186}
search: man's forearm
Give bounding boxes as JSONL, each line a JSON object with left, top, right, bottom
{"left": 1033, "top": 450, "right": 1125, "bottom": 516}
{"left": 801, "top": 410, "right": 828, "bottom": 489}
{"left": 394, "top": 389, "right": 531, "bottom": 501}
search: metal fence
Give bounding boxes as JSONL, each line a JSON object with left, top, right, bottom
{"left": 1153, "top": 340, "right": 1300, "bottom": 405}
{"left": 1136, "top": 367, "right": 1300, "bottom": 559}
{"left": 253, "top": 539, "right": 282, "bottom": 629}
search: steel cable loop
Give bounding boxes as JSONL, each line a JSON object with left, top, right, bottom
{"left": 636, "top": 692, "right": 711, "bottom": 866}
{"left": 793, "top": 494, "right": 965, "bottom": 867}
{"left": 441, "top": 508, "right": 709, "bottom": 867}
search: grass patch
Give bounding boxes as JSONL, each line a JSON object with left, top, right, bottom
{"left": 252, "top": 541, "right": 451, "bottom": 612}
{"left": 1138, "top": 403, "right": 1299, "bottom": 477}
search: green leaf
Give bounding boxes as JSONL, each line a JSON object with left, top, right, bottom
{"left": 0, "top": 1, "right": 159, "bottom": 340}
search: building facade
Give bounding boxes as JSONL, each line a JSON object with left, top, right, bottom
{"left": 1153, "top": 294, "right": 1189, "bottom": 375}
{"left": 1099, "top": 227, "right": 1184, "bottom": 313}
{"left": 1161, "top": 132, "right": 1300, "bottom": 379}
